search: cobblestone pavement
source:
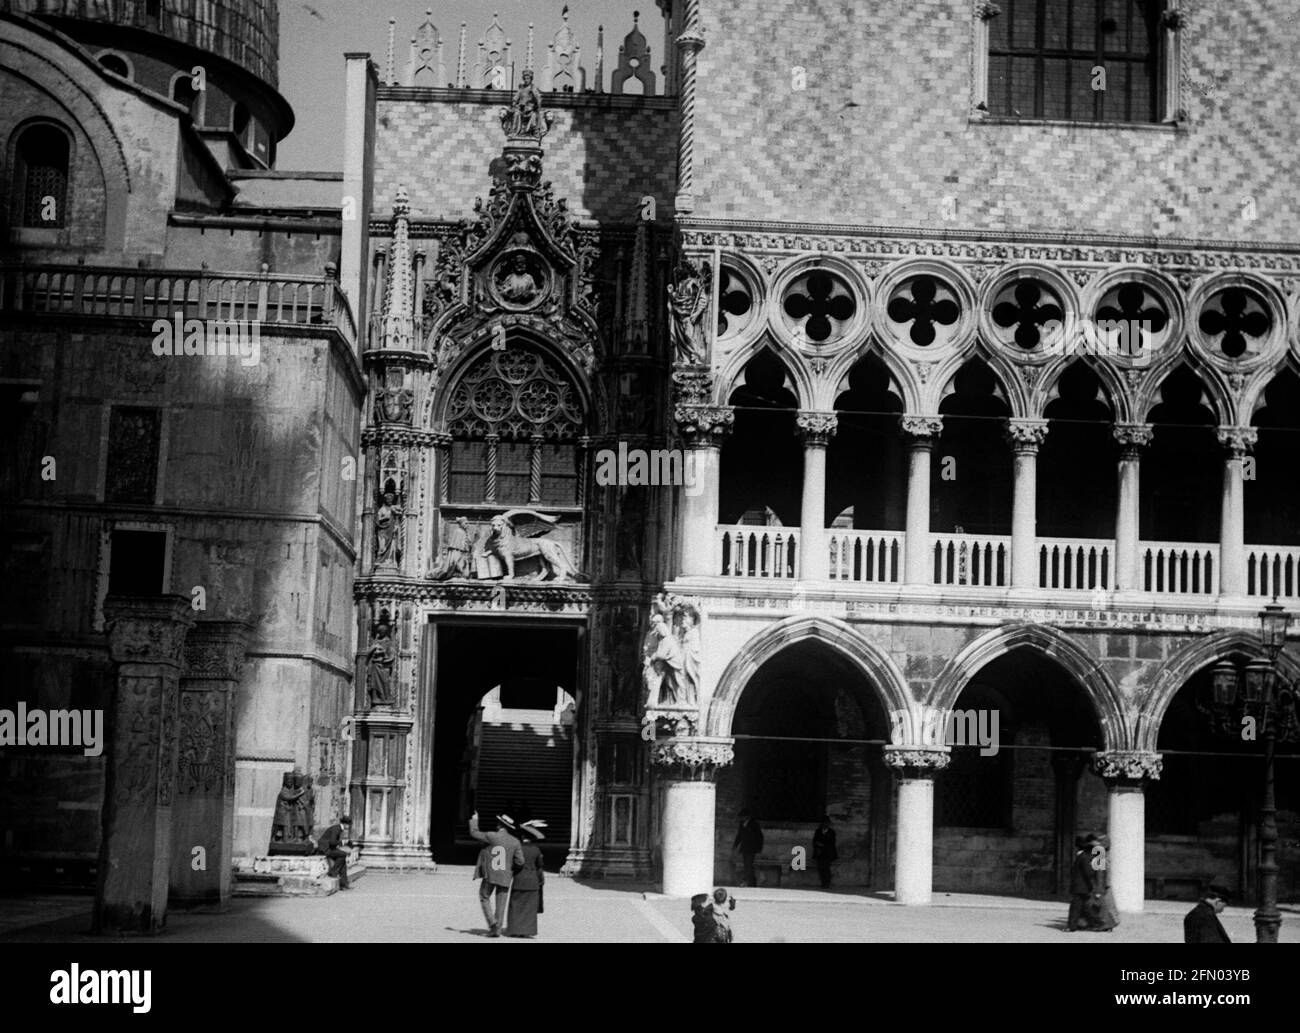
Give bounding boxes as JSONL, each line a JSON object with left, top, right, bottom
{"left": 3, "top": 871, "right": 1297, "bottom": 944}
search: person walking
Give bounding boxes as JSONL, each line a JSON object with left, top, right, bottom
{"left": 733, "top": 810, "right": 764, "bottom": 887}
{"left": 812, "top": 815, "right": 838, "bottom": 889}
{"left": 1184, "top": 887, "right": 1232, "bottom": 943}
{"left": 1066, "top": 834, "right": 1095, "bottom": 931}
{"left": 469, "top": 811, "right": 523, "bottom": 937}
{"left": 506, "top": 819, "right": 547, "bottom": 938}
{"left": 1089, "top": 833, "right": 1120, "bottom": 932}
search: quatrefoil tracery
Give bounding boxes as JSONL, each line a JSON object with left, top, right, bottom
{"left": 993, "top": 279, "right": 1065, "bottom": 350}
{"left": 783, "top": 270, "right": 856, "bottom": 344}
{"left": 887, "top": 275, "right": 960, "bottom": 346}
{"left": 1199, "top": 287, "right": 1271, "bottom": 360}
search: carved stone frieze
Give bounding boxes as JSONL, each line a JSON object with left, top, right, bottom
{"left": 1091, "top": 750, "right": 1163, "bottom": 782}
{"left": 882, "top": 745, "right": 952, "bottom": 772}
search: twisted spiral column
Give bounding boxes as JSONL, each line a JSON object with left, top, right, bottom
{"left": 674, "top": 1, "right": 705, "bottom": 215}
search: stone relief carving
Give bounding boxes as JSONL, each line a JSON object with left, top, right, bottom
{"left": 667, "top": 259, "right": 712, "bottom": 365}
{"left": 476, "top": 509, "right": 581, "bottom": 581}
{"left": 429, "top": 515, "right": 473, "bottom": 581}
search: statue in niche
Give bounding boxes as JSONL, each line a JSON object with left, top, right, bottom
{"left": 430, "top": 515, "right": 473, "bottom": 580}
{"left": 365, "top": 613, "right": 397, "bottom": 708}
{"left": 611, "top": 606, "right": 640, "bottom": 715}
{"left": 642, "top": 593, "right": 702, "bottom": 711}
{"left": 496, "top": 253, "right": 542, "bottom": 305}
{"left": 501, "top": 69, "right": 552, "bottom": 138}
{"left": 616, "top": 487, "right": 645, "bottom": 574}
{"left": 269, "top": 768, "right": 316, "bottom": 854}
{"left": 667, "top": 260, "right": 712, "bottom": 365}
{"left": 374, "top": 481, "right": 403, "bottom": 566}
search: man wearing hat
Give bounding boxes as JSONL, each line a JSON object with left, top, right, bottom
{"left": 1184, "top": 886, "right": 1232, "bottom": 943}
{"left": 469, "top": 811, "right": 525, "bottom": 937}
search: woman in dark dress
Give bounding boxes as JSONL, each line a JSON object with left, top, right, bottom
{"left": 507, "top": 819, "right": 547, "bottom": 937}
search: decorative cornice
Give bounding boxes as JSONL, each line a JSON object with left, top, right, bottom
{"left": 900, "top": 414, "right": 944, "bottom": 440}
{"left": 796, "top": 410, "right": 838, "bottom": 446}
{"left": 355, "top": 578, "right": 595, "bottom": 613}
{"left": 361, "top": 427, "right": 439, "bottom": 448}
{"left": 882, "top": 745, "right": 952, "bottom": 772}
{"left": 1091, "top": 750, "right": 1163, "bottom": 782}
{"left": 1217, "top": 426, "right": 1258, "bottom": 456}
{"left": 1005, "top": 418, "right": 1049, "bottom": 453}
{"left": 1113, "top": 423, "right": 1154, "bottom": 450}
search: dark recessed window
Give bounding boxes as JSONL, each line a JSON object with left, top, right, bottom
{"left": 13, "top": 123, "right": 70, "bottom": 228}
{"left": 989, "top": 0, "right": 1161, "bottom": 122}
{"left": 108, "top": 529, "right": 167, "bottom": 596}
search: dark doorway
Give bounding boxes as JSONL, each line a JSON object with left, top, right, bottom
{"left": 431, "top": 623, "right": 579, "bottom": 867}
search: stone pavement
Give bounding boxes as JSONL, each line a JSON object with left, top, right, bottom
{"left": 2, "top": 870, "right": 1296, "bottom": 943}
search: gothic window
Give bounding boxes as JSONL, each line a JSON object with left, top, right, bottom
{"left": 12, "top": 123, "right": 70, "bottom": 229}
{"left": 988, "top": 0, "right": 1162, "bottom": 122}
{"left": 446, "top": 346, "right": 584, "bottom": 507}
{"left": 104, "top": 406, "right": 161, "bottom": 504}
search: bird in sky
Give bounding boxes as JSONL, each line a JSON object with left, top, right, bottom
{"left": 302, "top": 3, "right": 325, "bottom": 21}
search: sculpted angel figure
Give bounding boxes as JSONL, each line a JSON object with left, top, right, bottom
{"left": 667, "top": 260, "right": 712, "bottom": 365}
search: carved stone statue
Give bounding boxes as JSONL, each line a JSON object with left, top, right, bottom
{"left": 374, "top": 486, "right": 402, "bottom": 566}
{"left": 667, "top": 260, "right": 712, "bottom": 365}
{"left": 430, "top": 516, "right": 473, "bottom": 580}
{"left": 500, "top": 69, "right": 553, "bottom": 139}
{"left": 477, "top": 509, "right": 580, "bottom": 581}
{"left": 377, "top": 385, "right": 413, "bottom": 425}
{"left": 365, "top": 615, "right": 396, "bottom": 707}
{"left": 496, "top": 253, "right": 540, "bottom": 305}
{"left": 642, "top": 592, "right": 701, "bottom": 711}
{"left": 269, "top": 768, "right": 316, "bottom": 854}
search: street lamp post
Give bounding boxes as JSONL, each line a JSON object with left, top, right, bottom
{"left": 1202, "top": 600, "right": 1296, "bottom": 943}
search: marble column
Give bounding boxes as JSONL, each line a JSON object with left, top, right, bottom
{"left": 1006, "top": 419, "right": 1048, "bottom": 590}
{"left": 901, "top": 416, "right": 943, "bottom": 586}
{"left": 1093, "top": 750, "right": 1163, "bottom": 913}
{"left": 652, "top": 737, "right": 734, "bottom": 897}
{"left": 96, "top": 595, "right": 195, "bottom": 934}
{"left": 796, "top": 411, "right": 837, "bottom": 581}
{"left": 884, "top": 746, "right": 950, "bottom": 905}
{"left": 1113, "top": 424, "right": 1152, "bottom": 591}
{"left": 673, "top": 382, "right": 733, "bottom": 577}
{"left": 170, "top": 621, "right": 249, "bottom": 910}
{"left": 1217, "top": 427, "right": 1257, "bottom": 598}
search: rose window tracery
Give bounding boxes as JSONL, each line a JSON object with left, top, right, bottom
{"left": 716, "top": 266, "right": 754, "bottom": 338}
{"left": 887, "top": 275, "right": 961, "bottom": 346}
{"left": 782, "top": 269, "right": 856, "bottom": 344}
{"left": 992, "top": 279, "right": 1065, "bottom": 350}
{"left": 1199, "top": 287, "right": 1271, "bottom": 360}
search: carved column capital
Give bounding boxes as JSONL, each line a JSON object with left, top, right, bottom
{"left": 1217, "top": 426, "right": 1258, "bottom": 457}
{"left": 1113, "top": 422, "right": 1154, "bottom": 455}
{"left": 796, "top": 410, "right": 838, "bottom": 446}
{"left": 675, "top": 405, "right": 734, "bottom": 447}
{"left": 104, "top": 595, "right": 195, "bottom": 668}
{"left": 1005, "top": 418, "right": 1049, "bottom": 454}
{"left": 181, "top": 622, "right": 251, "bottom": 683}
{"left": 1091, "top": 750, "right": 1163, "bottom": 784}
{"left": 650, "top": 736, "right": 734, "bottom": 780}
{"left": 883, "top": 745, "right": 951, "bottom": 775}
{"left": 899, "top": 414, "right": 944, "bottom": 442}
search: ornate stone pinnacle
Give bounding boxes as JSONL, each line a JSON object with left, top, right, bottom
{"left": 900, "top": 414, "right": 944, "bottom": 440}
{"left": 1005, "top": 418, "right": 1049, "bottom": 452}
{"left": 796, "top": 410, "right": 838, "bottom": 446}
{"left": 1217, "top": 426, "right": 1258, "bottom": 456}
{"left": 1112, "top": 423, "right": 1154, "bottom": 450}
{"left": 1091, "top": 750, "right": 1163, "bottom": 782}
{"left": 882, "top": 745, "right": 952, "bottom": 772}
{"left": 393, "top": 185, "right": 410, "bottom": 217}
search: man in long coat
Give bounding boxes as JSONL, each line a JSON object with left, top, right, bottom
{"left": 1067, "top": 834, "right": 1096, "bottom": 931}
{"left": 1184, "top": 888, "right": 1232, "bottom": 943}
{"left": 469, "top": 811, "right": 524, "bottom": 937}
